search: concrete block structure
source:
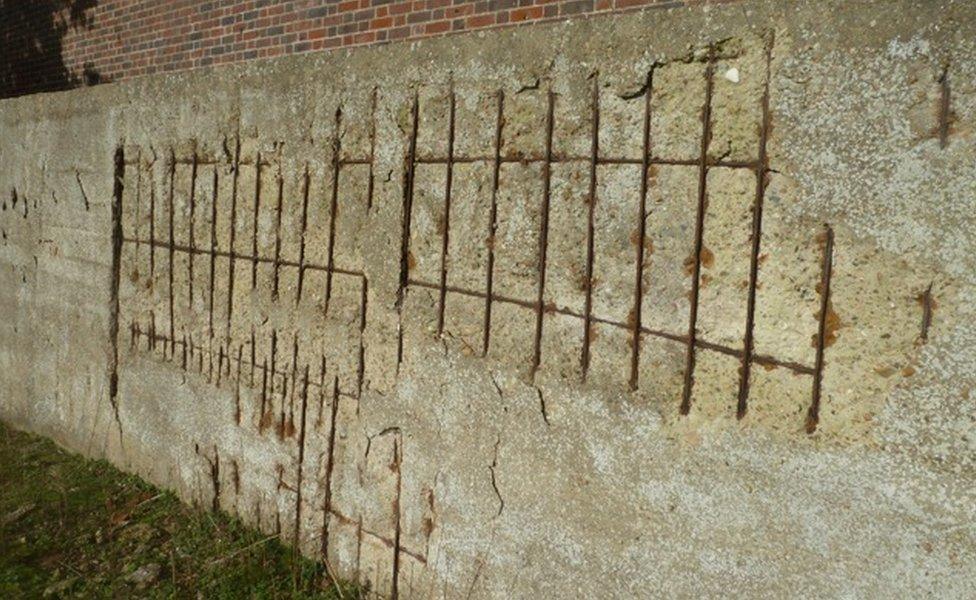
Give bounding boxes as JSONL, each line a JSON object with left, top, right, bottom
{"left": 1, "top": 0, "right": 974, "bottom": 596}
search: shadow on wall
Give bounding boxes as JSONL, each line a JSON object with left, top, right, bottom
{"left": 0, "top": 0, "right": 103, "bottom": 99}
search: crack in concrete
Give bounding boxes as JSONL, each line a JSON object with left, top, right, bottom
{"left": 938, "top": 63, "right": 952, "bottom": 149}
{"left": 489, "top": 435, "right": 504, "bottom": 518}
{"left": 195, "top": 442, "right": 221, "bottom": 512}
{"left": 75, "top": 171, "right": 90, "bottom": 211}
{"left": 535, "top": 387, "right": 550, "bottom": 427}
{"left": 107, "top": 147, "right": 125, "bottom": 447}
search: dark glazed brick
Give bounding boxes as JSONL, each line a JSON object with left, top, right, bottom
{"left": 561, "top": 0, "right": 595, "bottom": 15}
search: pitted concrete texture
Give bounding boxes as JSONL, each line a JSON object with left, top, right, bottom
{"left": 2, "top": 0, "right": 975, "bottom": 597}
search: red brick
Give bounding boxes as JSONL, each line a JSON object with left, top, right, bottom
{"left": 510, "top": 6, "right": 544, "bottom": 22}
{"left": 352, "top": 31, "right": 376, "bottom": 44}
{"left": 2, "top": 0, "right": 735, "bottom": 99}
{"left": 425, "top": 20, "right": 451, "bottom": 34}
{"left": 390, "top": 2, "right": 413, "bottom": 16}
{"left": 466, "top": 14, "right": 495, "bottom": 28}
{"left": 446, "top": 4, "right": 474, "bottom": 18}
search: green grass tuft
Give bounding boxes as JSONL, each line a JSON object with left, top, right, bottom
{"left": 0, "top": 421, "right": 360, "bottom": 598}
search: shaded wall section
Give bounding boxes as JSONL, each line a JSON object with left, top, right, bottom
{"left": 0, "top": 0, "right": 100, "bottom": 98}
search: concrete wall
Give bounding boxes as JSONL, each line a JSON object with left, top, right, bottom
{"left": 2, "top": 0, "right": 974, "bottom": 596}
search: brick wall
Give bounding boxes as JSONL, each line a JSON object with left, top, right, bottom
{"left": 1, "top": 0, "right": 720, "bottom": 99}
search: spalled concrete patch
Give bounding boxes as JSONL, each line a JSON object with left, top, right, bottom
{"left": 1, "top": 0, "right": 975, "bottom": 596}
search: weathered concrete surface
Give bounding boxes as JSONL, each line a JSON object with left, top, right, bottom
{"left": 2, "top": 0, "right": 975, "bottom": 596}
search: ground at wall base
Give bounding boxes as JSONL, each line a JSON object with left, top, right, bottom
{"left": 0, "top": 419, "right": 360, "bottom": 599}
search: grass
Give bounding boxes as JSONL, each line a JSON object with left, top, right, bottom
{"left": 0, "top": 420, "right": 360, "bottom": 599}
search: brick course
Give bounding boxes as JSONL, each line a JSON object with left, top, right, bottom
{"left": 1, "top": 0, "right": 727, "bottom": 98}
